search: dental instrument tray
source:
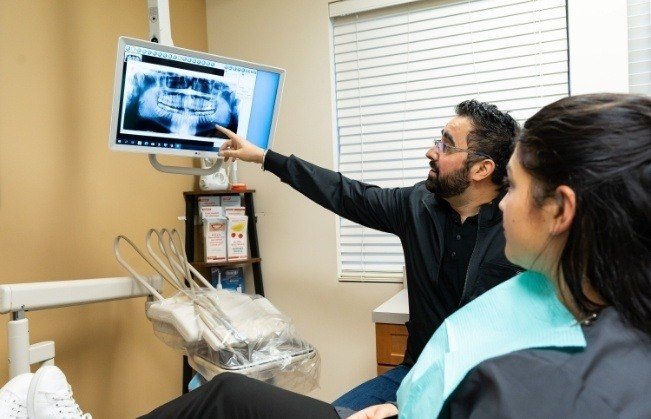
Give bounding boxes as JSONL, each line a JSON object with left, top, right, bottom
{"left": 114, "top": 229, "right": 319, "bottom": 393}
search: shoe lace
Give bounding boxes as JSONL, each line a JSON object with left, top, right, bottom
{"left": 52, "top": 386, "right": 92, "bottom": 419}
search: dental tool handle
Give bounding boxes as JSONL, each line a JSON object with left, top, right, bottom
{"left": 146, "top": 229, "right": 187, "bottom": 290}
{"left": 114, "top": 236, "right": 166, "bottom": 301}
{"left": 187, "top": 263, "right": 215, "bottom": 290}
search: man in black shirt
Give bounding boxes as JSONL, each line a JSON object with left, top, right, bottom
{"left": 217, "top": 100, "right": 522, "bottom": 411}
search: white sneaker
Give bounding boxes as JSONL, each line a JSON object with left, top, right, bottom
{"left": 27, "top": 366, "right": 92, "bottom": 419}
{"left": 0, "top": 372, "right": 33, "bottom": 418}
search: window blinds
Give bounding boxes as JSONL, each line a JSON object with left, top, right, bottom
{"left": 331, "top": 0, "right": 569, "bottom": 281}
{"left": 628, "top": 0, "right": 651, "bottom": 94}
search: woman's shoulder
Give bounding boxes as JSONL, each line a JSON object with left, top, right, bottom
{"left": 480, "top": 306, "right": 651, "bottom": 374}
{"left": 446, "top": 308, "right": 651, "bottom": 418}
{"left": 445, "top": 350, "right": 614, "bottom": 419}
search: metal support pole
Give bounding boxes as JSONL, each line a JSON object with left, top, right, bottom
{"left": 8, "top": 311, "right": 30, "bottom": 378}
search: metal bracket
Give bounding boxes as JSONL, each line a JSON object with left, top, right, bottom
{"left": 148, "top": 154, "right": 223, "bottom": 176}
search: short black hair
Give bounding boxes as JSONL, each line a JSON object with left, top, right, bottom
{"left": 455, "top": 99, "right": 520, "bottom": 185}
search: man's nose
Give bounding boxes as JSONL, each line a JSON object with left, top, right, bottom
{"left": 426, "top": 147, "right": 439, "bottom": 161}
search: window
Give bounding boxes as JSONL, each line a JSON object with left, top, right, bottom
{"left": 628, "top": 0, "right": 651, "bottom": 94}
{"left": 329, "top": 0, "right": 569, "bottom": 282}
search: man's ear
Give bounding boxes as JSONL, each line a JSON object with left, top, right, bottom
{"left": 470, "top": 159, "right": 496, "bottom": 182}
{"left": 549, "top": 185, "right": 576, "bottom": 236}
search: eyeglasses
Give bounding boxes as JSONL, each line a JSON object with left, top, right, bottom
{"left": 432, "top": 139, "right": 493, "bottom": 160}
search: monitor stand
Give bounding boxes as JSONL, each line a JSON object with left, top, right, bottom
{"left": 145, "top": 0, "right": 223, "bottom": 176}
{"left": 149, "top": 154, "right": 223, "bottom": 176}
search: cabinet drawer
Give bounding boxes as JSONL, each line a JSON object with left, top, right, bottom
{"left": 375, "top": 323, "right": 408, "bottom": 366}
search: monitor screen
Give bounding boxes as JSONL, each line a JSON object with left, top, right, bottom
{"left": 109, "top": 37, "right": 285, "bottom": 158}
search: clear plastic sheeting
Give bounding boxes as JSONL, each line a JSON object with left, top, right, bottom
{"left": 150, "top": 289, "right": 320, "bottom": 393}
{"left": 114, "top": 229, "right": 320, "bottom": 394}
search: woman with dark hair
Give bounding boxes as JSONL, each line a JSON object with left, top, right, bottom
{"left": 435, "top": 93, "right": 651, "bottom": 418}
{"left": 140, "top": 93, "right": 651, "bottom": 418}
{"left": 507, "top": 93, "right": 651, "bottom": 334}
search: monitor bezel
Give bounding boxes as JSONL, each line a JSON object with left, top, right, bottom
{"left": 109, "top": 36, "right": 285, "bottom": 158}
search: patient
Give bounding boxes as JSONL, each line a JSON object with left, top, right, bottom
{"left": 140, "top": 93, "right": 651, "bottom": 418}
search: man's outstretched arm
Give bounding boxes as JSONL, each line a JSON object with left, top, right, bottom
{"left": 217, "top": 125, "right": 410, "bottom": 236}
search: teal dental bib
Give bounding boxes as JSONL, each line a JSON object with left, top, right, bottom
{"left": 396, "top": 271, "right": 586, "bottom": 418}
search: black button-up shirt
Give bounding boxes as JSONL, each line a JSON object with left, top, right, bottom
{"left": 439, "top": 202, "right": 479, "bottom": 314}
{"left": 264, "top": 150, "right": 521, "bottom": 366}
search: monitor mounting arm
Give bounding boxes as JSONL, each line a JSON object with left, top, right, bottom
{"left": 145, "top": 0, "right": 223, "bottom": 176}
{"left": 147, "top": 0, "right": 173, "bottom": 46}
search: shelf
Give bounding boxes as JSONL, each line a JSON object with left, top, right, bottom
{"left": 190, "top": 258, "right": 262, "bottom": 268}
{"left": 182, "top": 188, "right": 264, "bottom": 394}
{"left": 184, "top": 189, "right": 256, "bottom": 196}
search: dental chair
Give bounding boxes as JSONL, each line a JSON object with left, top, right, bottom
{"left": 114, "top": 229, "right": 320, "bottom": 393}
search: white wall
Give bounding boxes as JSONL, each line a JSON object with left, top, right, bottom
{"left": 206, "top": 0, "right": 403, "bottom": 401}
{"left": 568, "top": 0, "right": 629, "bottom": 94}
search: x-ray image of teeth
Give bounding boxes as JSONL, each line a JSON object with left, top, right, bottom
{"left": 121, "top": 66, "right": 239, "bottom": 138}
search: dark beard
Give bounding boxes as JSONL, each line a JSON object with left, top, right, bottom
{"left": 425, "top": 164, "right": 470, "bottom": 198}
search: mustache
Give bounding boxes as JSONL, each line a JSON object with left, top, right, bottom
{"left": 429, "top": 161, "right": 438, "bottom": 172}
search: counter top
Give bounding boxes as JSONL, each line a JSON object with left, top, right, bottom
{"left": 372, "top": 288, "right": 409, "bottom": 325}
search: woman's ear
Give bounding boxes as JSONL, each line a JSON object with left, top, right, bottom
{"left": 550, "top": 185, "right": 576, "bottom": 236}
{"left": 470, "top": 159, "right": 496, "bottom": 182}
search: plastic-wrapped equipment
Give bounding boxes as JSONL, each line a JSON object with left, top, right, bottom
{"left": 115, "top": 229, "right": 319, "bottom": 393}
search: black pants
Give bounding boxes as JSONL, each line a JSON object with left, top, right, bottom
{"left": 139, "top": 373, "right": 344, "bottom": 419}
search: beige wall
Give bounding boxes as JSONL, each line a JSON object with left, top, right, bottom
{"left": 0, "top": 1, "right": 208, "bottom": 417}
{"left": 206, "top": 0, "right": 403, "bottom": 402}
{"left": 0, "top": 0, "right": 404, "bottom": 416}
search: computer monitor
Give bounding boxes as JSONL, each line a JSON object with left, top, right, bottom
{"left": 109, "top": 37, "right": 285, "bottom": 158}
